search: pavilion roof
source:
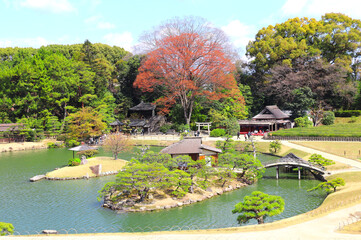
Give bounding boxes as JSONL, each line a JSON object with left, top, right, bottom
{"left": 252, "top": 105, "right": 289, "bottom": 120}
{"left": 109, "top": 119, "right": 124, "bottom": 126}
{"left": 0, "top": 123, "right": 22, "bottom": 132}
{"left": 129, "top": 101, "right": 156, "bottom": 111}
{"left": 161, "top": 137, "right": 222, "bottom": 155}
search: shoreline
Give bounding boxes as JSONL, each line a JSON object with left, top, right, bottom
{"left": 103, "top": 181, "right": 247, "bottom": 213}
{"left": 0, "top": 141, "right": 49, "bottom": 153}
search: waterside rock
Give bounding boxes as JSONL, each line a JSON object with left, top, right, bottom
{"left": 30, "top": 175, "right": 46, "bottom": 182}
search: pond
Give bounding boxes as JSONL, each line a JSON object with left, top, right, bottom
{"left": 0, "top": 148, "right": 326, "bottom": 234}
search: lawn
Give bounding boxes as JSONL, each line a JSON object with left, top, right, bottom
{"left": 293, "top": 141, "right": 361, "bottom": 161}
{"left": 46, "top": 157, "right": 127, "bottom": 178}
{"left": 272, "top": 123, "right": 361, "bottom": 137}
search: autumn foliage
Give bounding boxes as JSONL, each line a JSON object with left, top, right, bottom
{"left": 134, "top": 18, "right": 241, "bottom": 124}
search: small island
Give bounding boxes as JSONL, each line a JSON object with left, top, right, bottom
{"left": 99, "top": 137, "right": 264, "bottom": 212}
{"left": 46, "top": 157, "right": 127, "bottom": 180}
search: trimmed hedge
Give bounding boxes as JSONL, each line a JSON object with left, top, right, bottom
{"left": 334, "top": 110, "right": 361, "bottom": 117}
{"left": 210, "top": 128, "right": 226, "bottom": 137}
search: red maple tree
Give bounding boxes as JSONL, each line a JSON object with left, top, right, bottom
{"left": 134, "top": 17, "right": 239, "bottom": 125}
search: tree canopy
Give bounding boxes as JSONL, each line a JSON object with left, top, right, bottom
{"left": 232, "top": 191, "right": 285, "bottom": 224}
{"left": 134, "top": 16, "right": 245, "bottom": 125}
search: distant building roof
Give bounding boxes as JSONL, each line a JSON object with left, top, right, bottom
{"left": 109, "top": 119, "right": 124, "bottom": 126}
{"left": 253, "top": 105, "right": 289, "bottom": 120}
{"left": 129, "top": 101, "right": 156, "bottom": 111}
{"left": 161, "top": 137, "right": 222, "bottom": 155}
{"left": 0, "top": 123, "right": 22, "bottom": 132}
{"left": 129, "top": 119, "right": 147, "bottom": 127}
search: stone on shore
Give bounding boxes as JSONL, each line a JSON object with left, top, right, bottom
{"left": 30, "top": 175, "right": 46, "bottom": 182}
{"left": 42, "top": 230, "right": 58, "bottom": 234}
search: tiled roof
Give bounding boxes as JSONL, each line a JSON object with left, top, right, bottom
{"left": 161, "top": 137, "right": 222, "bottom": 155}
{"left": 129, "top": 101, "right": 156, "bottom": 111}
{"left": 0, "top": 123, "right": 22, "bottom": 132}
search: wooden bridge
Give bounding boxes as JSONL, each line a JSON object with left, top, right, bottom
{"left": 263, "top": 153, "right": 326, "bottom": 180}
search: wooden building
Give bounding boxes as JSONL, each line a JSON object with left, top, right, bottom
{"left": 128, "top": 101, "right": 156, "bottom": 118}
{"left": 238, "top": 105, "right": 292, "bottom": 133}
{"left": 0, "top": 123, "right": 23, "bottom": 142}
{"left": 161, "top": 137, "right": 222, "bottom": 161}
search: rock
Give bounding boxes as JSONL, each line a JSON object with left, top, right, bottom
{"left": 216, "top": 190, "right": 223, "bottom": 195}
{"left": 139, "top": 207, "right": 146, "bottom": 211}
{"left": 206, "top": 187, "right": 213, "bottom": 192}
{"left": 177, "top": 202, "right": 183, "bottom": 207}
{"left": 89, "top": 164, "right": 102, "bottom": 176}
{"left": 30, "top": 175, "right": 46, "bottom": 182}
{"left": 42, "top": 230, "right": 58, "bottom": 234}
{"left": 80, "top": 155, "right": 88, "bottom": 165}
{"left": 164, "top": 205, "right": 171, "bottom": 209}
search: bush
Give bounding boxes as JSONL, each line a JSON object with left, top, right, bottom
{"left": 65, "top": 139, "right": 79, "bottom": 147}
{"left": 68, "top": 158, "right": 81, "bottom": 166}
{"left": 294, "top": 116, "right": 313, "bottom": 127}
{"left": 47, "top": 142, "right": 63, "bottom": 148}
{"left": 322, "top": 111, "right": 335, "bottom": 125}
{"left": 159, "top": 124, "right": 171, "bottom": 134}
{"left": 334, "top": 110, "right": 361, "bottom": 117}
{"left": 269, "top": 140, "right": 281, "bottom": 153}
{"left": 210, "top": 128, "right": 226, "bottom": 137}
{"left": 0, "top": 222, "right": 14, "bottom": 236}
{"left": 77, "top": 149, "right": 98, "bottom": 158}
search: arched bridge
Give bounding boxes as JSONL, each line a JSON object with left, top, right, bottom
{"left": 263, "top": 153, "right": 326, "bottom": 180}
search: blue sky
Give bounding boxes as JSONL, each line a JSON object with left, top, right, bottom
{"left": 1, "top": 0, "right": 361, "bottom": 57}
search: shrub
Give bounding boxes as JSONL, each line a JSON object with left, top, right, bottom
{"left": 269, "top": 140, "right": 281, "bottom": 153}
{"left": 68, "top": 158, "right": 81, "bottom": 166}
{"left": 0, "top": 222, "right": 14, "bottom": 236}
{"left": 47, "top": 142, "right": 63, "bottom": 148}
{"left": 210, "top": 128, "right": 226, "bottom": 137}
{"left": 159, "top": 124, "right": 171, "bottom": 134}
{"left": 65, "top": 139, "right": 80, "bottom": 147}
{"left": 309, "top": 154, "right": 335, "bottom": 166}
{"left": 294, "top": 116, "right": 313, "bottom": 127}
{"left": 321, "top": 111, "right": 335, "bottom": 125}
{"left": 334, "top": 110, "right": 361, "bottom": 117}
{"left": 77, "top": 149, "right": 98, "bottom": 158}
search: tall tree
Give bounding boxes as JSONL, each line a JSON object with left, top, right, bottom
{"left": 103, "top": 133, "right": 132, "bottom": 160}
{"left": 134, "top": 16, "right": 243, "bottom": 125}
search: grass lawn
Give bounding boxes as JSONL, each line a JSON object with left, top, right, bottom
{"left": 46, "top": 157, "right": 127, "bottom": 178}
{"left": 293, "top": 141, "right": 361, "bottom": 161}
{"left": 272, "top": 123, "right": 361, "bottom": 137}
{"left": 321, "top": 172, "right": 361, "bottom": 207}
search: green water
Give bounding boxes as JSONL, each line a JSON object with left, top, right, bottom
{"left": 0, "top": 149, "right": 326, "bottom": 234}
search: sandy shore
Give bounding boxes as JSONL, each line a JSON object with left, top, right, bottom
{"left": 0, "top": 140, "right": 50, "bottom": 153}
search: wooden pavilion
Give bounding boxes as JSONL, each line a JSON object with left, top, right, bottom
{"left": 238, "top": 105, "right": 292, "bottom": 133}
{"left": 161, "top": 137, "right": 222, "bottom": 161}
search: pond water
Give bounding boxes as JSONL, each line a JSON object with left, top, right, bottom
{"left": 0, "top": 148, "right": 326, "bottom": 234}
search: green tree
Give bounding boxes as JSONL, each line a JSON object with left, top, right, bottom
{"left": 218, "top": 153, "right": 264, "bottom": 182}
{"left": 308, "top": 178, "right": 345, "bottom": 194}
{"left": 269, "top": 140, "right": 281, "bottom": 153}
{"left": 66, "top": 107, "right": 106, "bottom": 141}
{"left": 0, "top": 222, "right": 14, "bottom": 236}
{"left": 308, "top": 154, "right": 335, "bottom": 166}
{"left": 287, "top": 87, "right": 315, "bottom": 119}
{"left": 232, "top": 191, "right": 285, "bottom": 224}
{"left": 294, "top": 116, "right": 313, "bottom": 127}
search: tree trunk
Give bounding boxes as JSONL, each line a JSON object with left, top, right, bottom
{"left": 257, "top": 216, "right": 264, "bottom": 224}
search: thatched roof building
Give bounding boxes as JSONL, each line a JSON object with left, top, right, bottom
{"left": 239, "top": 105, "right": 291, "bottom": 132}
{"left": 161, "top": 137, "right": 222, "bottom": 161}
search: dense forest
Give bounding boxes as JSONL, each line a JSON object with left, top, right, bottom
{"left": 1, "top": 13, "right": 361, "bottom": 140}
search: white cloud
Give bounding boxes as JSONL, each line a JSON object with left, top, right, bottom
{"left": 84, "top": 15, "right": 101, "bottom": 24}
{"left": 19, "top": 0, "right": 75, "bottom": 13}
{"left": 0, "top": 37, "right": 49, "bottom": 48}
{"left": 221, "top": 20, "right": 256, "bottom": 56}
{"left": 103, "top": 32, "right": 133, "bottom": 52}
{"left": 281, "top": 0, "right": 361, "bottom": 19}
{"left": 84, "top": 15, "right": 116, "bottom": 30}
{"left": 97, "top": 21, "right": 115, "bottom": 30}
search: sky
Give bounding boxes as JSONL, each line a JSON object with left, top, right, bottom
{"left": 1, "top": 0, "right": 361, "bottom": 58}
